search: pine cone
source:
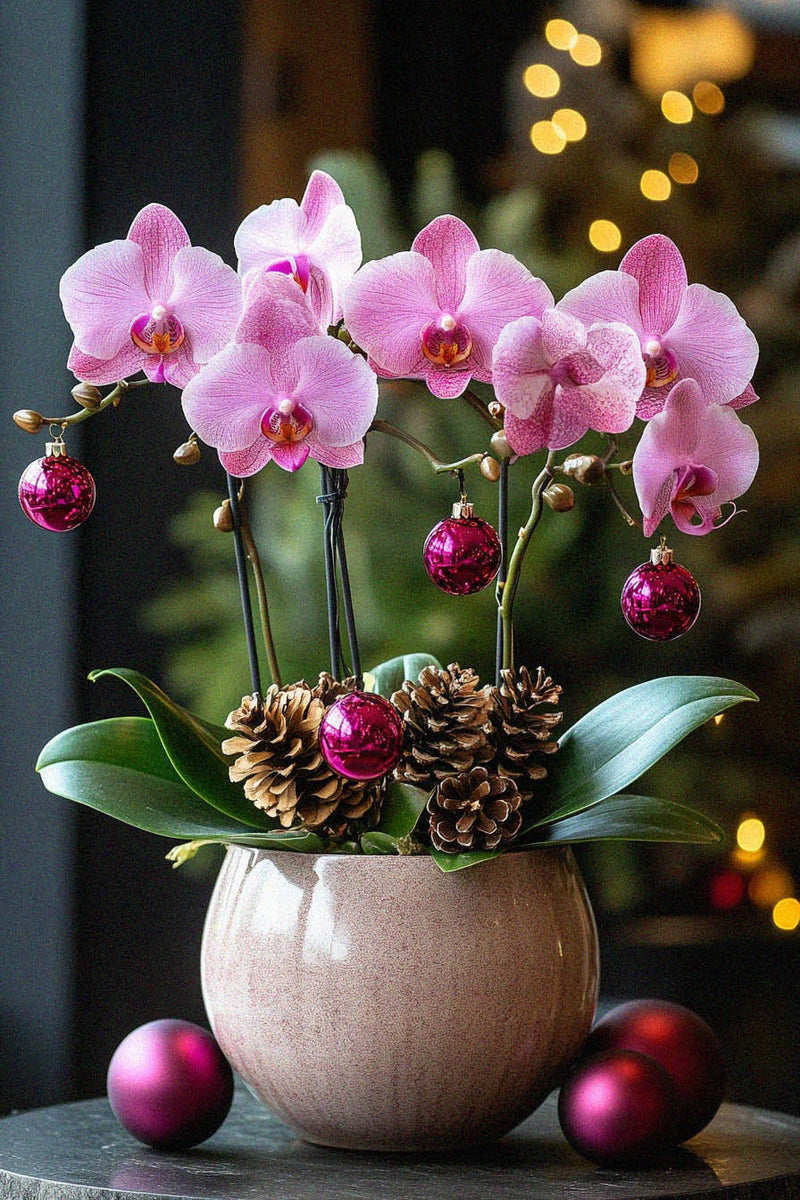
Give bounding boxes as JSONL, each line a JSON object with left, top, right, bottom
{"left": 311, "top": 671, "right": 358, "bottom": 707}
{"left": 427, "top": 768, "right": 522, "bottom": 853}
{"left": 391, "top": 663, "right": 493, "bottom": 791}
{"left": 488, "top": 667, "right": 563, "bottom": 800}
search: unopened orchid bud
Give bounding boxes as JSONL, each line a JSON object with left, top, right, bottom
{"left": 13, "top": 409, "right": 45, "bottom": 434}
{"left": 544, "top": 482, "right": 575, "bottom": 512}
{"left": 213, "top": 500, "right": 234, "bottom": 532}
{"left": 618, "top": 459, "right": 633, "bottom": 476}
{"left": 488, "top": 401, "right": 504, "bottom": 420}
{"left": 173, "top": 439, "right": 201, "bottom": 466}
{"left": 71, "top": 382, "right": 102, "bottom": 410}
{"left": 490, "top": 429, "right": 512, "bottom": 459}
{"left": 562, "top": 453, "right": 604, "bottom": 485}
{"left": 480, "top": 455, "right": 502, "bottom": 482}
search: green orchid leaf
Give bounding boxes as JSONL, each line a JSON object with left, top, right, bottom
{"left": 530, "top": 676, "right": 757, "bottom": 830}
{"left": 522, "top": 794, "right": 724, "bottom": 846}
{"left": 367, "top": 653, "right": 442, "bottom": 699}
{"left": 167, "top": 828, "right": 325, "bottom": 865}
{"left": 360, "top": 832, "right": 400, "bottom": 855}
{"left": 377, "top": 780, "right": 429, "bottom": 839}
{"left": 89, "top": 667, "right": 274, "bottom": 829}
{"left": 37, "top": 717, "right": 267, "bottom": 839}
{"left": 431, "top": 847, "right": 501, "bottom": 872}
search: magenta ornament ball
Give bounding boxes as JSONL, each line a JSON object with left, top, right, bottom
{"left": 423, "top": 515, "right": 501, "bottom": 595}
{"left": 18, "top": 454, "right": 96, "bottom": 531}
{"left": 582, "top": 1000, "right": 726, "bottom": 1142}
{"left": 620, "top": 559, "right": 700, "bottom": 641}
{"left": 558, "top": 1048, "right": 678, "bottom": 1165}
{"left": 107, "top": 1019, "right": 234, "bottom": 1150}
{"left": 319, "top": 691, "right": 404, "bottom": 780}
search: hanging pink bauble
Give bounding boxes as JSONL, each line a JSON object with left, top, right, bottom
{"left": 107, "top": 1019, "right": 233, "bottom": 1150}
{"left": 558, "top": 1048, "right": 678, "bottom": 1165}
{"left": 621, "top": 544, "right": 700, "bottom": 641}
{"left": 319, "top": 691, "right": 403, "bottom": 780}
{"left": 423, "top": 501, "right": 501, "bottom": 595}
{"left": 18, "top": 445, "right": 95, "bottom": 532}
{"left": 582, "top": 1000, "right": 726, "bottom": 1142}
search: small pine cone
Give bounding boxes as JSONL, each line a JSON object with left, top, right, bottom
{"left": 488, "top": 667, "right": 563, "bottom": 800}
{"left": 311, "top": 671, "right": 358, "bottom": 707}
{"left": 391, "top": 663, "right": 493, "bottom": 791}
{"left": 320, "top": 778, "right": 385, "bottom": 841}
{"left": 427, "top": 768, "right": 522, "bottom": 853}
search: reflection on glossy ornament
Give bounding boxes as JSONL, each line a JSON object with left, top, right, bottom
{"left": 107, "top": 1019, "right": 233, "bottom": 1150}
{"left": 319, "top": 691, "right": 404, "bottom": 781}
{"left": 18, "top": 439, "right": 95, "bottom": 531}
{"left": 621, "top": 544, "right": 700, "bottom": 641}
{"left": 423, "top": 501, "right": 502, "bottom": 595}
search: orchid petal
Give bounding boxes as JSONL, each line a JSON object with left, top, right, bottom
{"left": 411, "top": 215, "right": 479, "bottom": 311}
{"left": 127, "top": 204, "right": 191, "bottom": 301}
{"left": 343, "top": 252, "right": 437, "bottom": 378}
{"left": 562, "top": 322, "right": 645, "bottom": 433}
{"left": 290, "top": 336, "right": 378, "bottom": 445}
{"left": 162, "top": 346, "right": 201, "bottom": 388}
{"left": 635, "top": 385, "right": 672, "bottom": 420}
{"left": 168, "top": 246, "right": 242, "bottom": 363}
{"left": 693, "top": 404, "right": 759, "bottom": 501}
{"left": 641, "top": 475, "right": 674, "bottom": 538}
{"left": 270, "top": 441, "right": 311, "bottom": 472}
{"left": 235, "top": 271, "right": 319, "bottom": 371}
{"left": 306, "top": 263, "right": 336, "bottom": 330}
{"left": 308, "top": 439, "right": 365, "bottom": 468}
{"left": 727, "top": 381, "right": 759, "bottom": 410}
{"left": 424, "top": 366, "right": 472, "bottom": 398}
{"left": 460, "top": 250, "right": 554, "bottom": 374}
{"left": 307, "top": 203, "right": 362, "bottom": 320}
{"left": 300, "top": 170, "right": 346, "bottom": 239}
{"left": 505, "top": 401, "right": 558, "bottom": 455}
{"left": 540, "top": 307, "right": 586, "bottom": 364}
{"left": 67, "top": 339, "right": 145, "bottom": 385}
{"left": 559, "top": 270, "right": 645, "bottom": 342}
{"left": 492, "top": 316, "right": 551, "bottom": 419}
{"left": 219, "top": 439, "right": 274, "bottom": 479}
{"left": 60, "top": 239, "right": 149, "bottom": 360}
{"left": 667, "top": 283, "right": 759, "bottom": 403}
{"left": 620, "top": 234, "right": 688, "bottom": 334}
{"left": 234, "top": 198, "right": 307, "bottom": 277}
{"left": 181, "top": 343, "right": 275, "bottom": 451}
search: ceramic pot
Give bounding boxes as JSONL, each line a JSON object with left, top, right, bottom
{"left": 201, "top": 845, "right": 599, "bottom": 1152}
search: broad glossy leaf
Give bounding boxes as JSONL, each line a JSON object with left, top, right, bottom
{"left": 37, "top": 717, "right": 266, "bottom": 839}
{"left": 89, "top": 667, "right": 274, "bottom": 829}
{"left": 360, "top": 832, "right": 400, "bottom": 855}
{"left": 530, "top": 676, "right": 757, "bottom": 829}
{"left": 168, "top": 829, "right": 325, "bottom": 864}
{"left": 368, "top": 652, "right": 442, "bottom": 699}
{"left": 377, "top": 780, "right": 429, "bottom": 839}
{"left": 522, "top": 794, "right": 724, "bottom": 846}
{"left": 431, "top": 847, "right": 500, "bottom": 872}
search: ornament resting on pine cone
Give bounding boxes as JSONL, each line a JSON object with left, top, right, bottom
{"left": 488, "top": 667, "right": 563, "bottom": 801}
{"left": 427, "top": 767, "right": 522, "bottom": 853}
{"left": 391, "top": 663, "right": 493, "bottom": 791}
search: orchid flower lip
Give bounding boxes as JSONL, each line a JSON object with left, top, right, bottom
{"left": 260, "top": 401, "right": 314, "bottom": 445}
{"left": 130, "top": 306, "right": 185, "bottom": 356}
{"left": 421, "top": 314, "right": 473, "bottom": 367}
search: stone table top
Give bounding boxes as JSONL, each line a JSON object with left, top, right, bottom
{"left": 1, "top": 1088, "right": 800, "bottom": 1200}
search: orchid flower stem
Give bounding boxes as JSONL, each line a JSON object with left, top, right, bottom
{"left": 225, "top": 473, "right": 262, "bottom": 700}
{"left": 35, "top": 377, "right": 149, "bottom": 428}
{"left": 495, "top": 459, "right": 509, "bottom": 686}
{"left": 463, "top": 388, "right": 502, "bottom": 431}
{"left": 237, "top": 496, "right": 282, "bottom": 688}
{"left": 605, "top": 475, "right": 642, "bottom": 529}
{"left": 499, "top": 451, "right": 556, "bottom": 672}
{"left": 369, "top": 419, "right": 489, "bottom": 477}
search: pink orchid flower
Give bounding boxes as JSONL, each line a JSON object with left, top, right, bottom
{"left": 234, "top": 171, "right": 361, "bottom": 324}
{"left": 343, "top": 215, "right": 553, "bottom": 399}
{"left": 60, "top": 204, "right": 242, "bottom": 387}
{"left": 181, "top": 273, "right": 378, "bottom": 475}
{"left": 492, "top": 307, "right": 646, "bottom": 453}
{"left": 633, "top": 377, "right": 759, "bottom": 536}
{"left": 559, "top": 235, "right": 758, "bottom": 419}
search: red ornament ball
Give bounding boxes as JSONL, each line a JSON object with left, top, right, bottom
{"left": 107, "top": 1019, "right": 233, "bottom": 1150}
{"left": 582, "top": 1000, "right": 726, "bottom": 1142}
{"left": 18, "top": 453, "right": 96, "bottom": 531}
{"left": 558, "top": 1049, "right": 678, "bottom": 1165}
{"left": 319, "top": 690, "right": 404, "bottom": 781}
{"left": 423, "top": 509, "right": 501, "bottom": 595}
{"left": 621, "top": 552, "right": 700, "bottom": 642}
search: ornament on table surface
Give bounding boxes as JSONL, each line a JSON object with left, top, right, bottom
{"left": 620, "top": 541, "right": 700, "bottom": 642}
{"left": 423, "top": 493, "right": 502, "bottom": 596}
{"left": 582, "top": 999, "right": 726, "bottom": 1142}
{"left": 558, "top": 1048, "right": 678, "bottom": 1165}
{"left": 18, "top": 429, "right": 96, "bottom": 532}
{"left": 319, "top": 690, "right": 404, "bottom": 781}
{"left": 106, "top": 1019, "right": 233, "bottom": 1151}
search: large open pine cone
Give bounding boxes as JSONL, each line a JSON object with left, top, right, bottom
{"left": 427, "top": 767, "right": 522, "bottom": 853}
{"left": 391, "top": 663, "right": 492, "bottom": 791}
{"left": 488, "top": 666, "right": 563, "bottom": 800}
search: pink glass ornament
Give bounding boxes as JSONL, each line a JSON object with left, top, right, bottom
{"left": 319, "top": 691, "right": 404, "bottom": 781}
{"left": 621, "top": 545, "right": 700, "bottom": 641}
{"left": 582, "top": 1000, "right": 726, "bottom": 1142}
{"left": 423, "top": 502, "right": 502, "bottom": 595}
{"left": 107, "top": 1019, "right": 233, "bottom": 1151}
{"left": 18, "top": 449, "right": 96, "bottom": 531}
{"left": 558, "top": 1048, "right": 678, "bottom": 1165}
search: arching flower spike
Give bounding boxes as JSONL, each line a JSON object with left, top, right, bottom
{"left": 181, "top": 273, "right": 378, "bottom": 475}
{"left": 633, "top": 377, "right": 759, "bottom": 536}
{"left": 559, "top": 234, "right": 758, "bottom": 418}
{"left": 60, "top": 204, "right": 242, "bottom": 387}
{"left": 343, "top": 215, "right": 553, "bottom": 400}
{"left": 492, "top": 308, "right": 646, "bottom": 454}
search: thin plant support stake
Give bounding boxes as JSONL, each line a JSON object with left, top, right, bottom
{"left": 226, "top": 472, "right": 262, "bottom": 699}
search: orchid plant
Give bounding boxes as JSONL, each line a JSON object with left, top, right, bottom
{"left": 21, "top": 170, "right": 760, "bottom": 870}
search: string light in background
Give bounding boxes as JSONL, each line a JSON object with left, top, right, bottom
{"left": 669, "top": 152, "right": 699, "bottom": 184}
{"left": 530, "top": 120, "right": 567, "bottom": 154}
{"left": 661, "top": 90, "right": 694, "bottom": 124}
{"left": 693, "top": 80, "right": 725, "bottom": 115}
{"left": 737, "top": 816, "right": 766, "bottom": 854}
{"left": 588, "top": 220, "right": 622, "bottom": 252}
{"left": 773, "top": 897, "right": 800, "bottom": 932}
{"left": 640, "top": 169, "right": 672, "bottom": 201}
{"left": 552, "top": 108, "right": 587, "bottom": 142}
{"left": 523, "top": 63, "right": 561, "bottom": 98}
{"left": 545, "top": 18, "right": 578, "bottom": 51}
{"left": 570, "top": 34, "right": 602, "bottom": 67}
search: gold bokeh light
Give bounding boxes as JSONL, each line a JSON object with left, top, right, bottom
{"left": 693, "top": 80, "right": 725, "bottom": 115}
{"left": 530, "top": 120, "right": 567, "bottom": 154}
{"left": 737, "top": 816, "right": 766, "bottom": 854}
{"left": 773, "top": 897, "right": 800, "bottom": 932}
{"left": 523, "top": 63, "right": 561, "bottom": 98}
{"left": 552, "top": 108, "right": 587, "bottom": 142}
{"left": 570, "top": 35, "right": 602, "bottom": 67}
{"left": 661, "top": 90, "right": 694, "bottom": 124}
{"left": 640, "top": 170, "right": 672, "bottom": 201}
{"left": 545, "top": 19, "right": 578, "bottom": 51}
{"left": 589, "top": 220, "right": 622, "bottom": 252}
{"left": 669, "top": 152, "right": 699, "bottom": 184}
{"left": 750, "top": 867, "right": 794, "bottom": 909}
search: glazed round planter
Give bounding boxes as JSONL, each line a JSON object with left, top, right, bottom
{"left": 201, "top": 845, "right": 599, "bottom": 1152}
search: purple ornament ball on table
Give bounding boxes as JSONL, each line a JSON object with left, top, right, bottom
{"left": 107, "top": 1019, "right": 233, "bottom": 1150}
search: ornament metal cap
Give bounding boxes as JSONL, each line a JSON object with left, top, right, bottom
{"left": 451, "top": 500, "right": 475, "bottom": 519}
{"left": 45, "top": 437, "right": 68, "bottom": 458}
{"left": 651, "top": 543, "right": 674, "bottom": 566}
